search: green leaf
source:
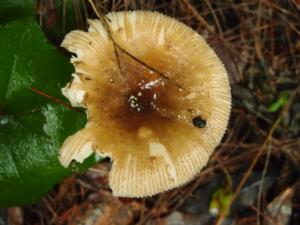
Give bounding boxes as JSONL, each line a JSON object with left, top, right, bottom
{"left": 0, "top": 104, "right": 87, "bottom": 206}
{"left": 0, "top": 18, "right": 97, "bottom": 206}
{"left": 0, "top": 0, "right": 33, "bottom": 23}
{"left": 209, "top": 186, "right": 232, "bottom": 217}
{"left": 268, "top": 92, "right": 290, "bottom": 113}
{"left": 0, "top": 18, "right": 73, "bottom": 113}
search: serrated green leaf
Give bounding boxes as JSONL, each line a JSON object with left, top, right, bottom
{"left": 0, "top": 18, "right": 98, "bottom": 207}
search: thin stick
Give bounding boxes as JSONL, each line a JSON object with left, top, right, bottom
{"left": 62, "top": 0, "right": 66, "bottom": 35}
{"left": 29, "top": 87, "right": 85, "bottom": 115}
{"left": 87, "top": 0, "right": 184, "bottom": 90}
{"left": 256, "top": 141, "right": 272, "bottom": 225}
{"left": 215, "top": 87, "right": 299, "bottom": 225}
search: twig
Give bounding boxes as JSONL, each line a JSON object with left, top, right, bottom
{"left": 256, "top": 141, "right": 272, "bottom": 225}
{"left": 88, "top": 0, "right": 184, "bottom": 90}
{"left": 216, "top": 87, "right": 299, "bottom": 225}
{"left": 43, "top": 197, "right": 58, "bottom": 222}
{"left": 257, "top": 88, "right": 299, "bottom": 224}
{"left": 62, "top": 0, "right": 66, "bottom": 35}
{"left": 29, "top": 87, "right": 85, "bottom": 114}
{"left": 180, "top": 0, "right": 238, "bottom": 57}
{"left": 203, "top": 0, "right": 224, "bottom": 37}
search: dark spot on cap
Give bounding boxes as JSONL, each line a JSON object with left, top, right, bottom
{"left": 192, "top": 116, "right": 206, "bottom": 128}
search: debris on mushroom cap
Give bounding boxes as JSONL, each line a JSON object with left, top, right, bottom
{"left": 59, "top": 11, "right": 231, "bottom": 197}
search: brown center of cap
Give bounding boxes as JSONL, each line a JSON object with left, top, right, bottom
{"left": 116, "top": 69, "right": 183, "bottom": 132}
{"left": 127, "top": 76, "right": 164, "bottom": 113}
{"left": 86, "top": 51, "right": 190, "bottom": 135}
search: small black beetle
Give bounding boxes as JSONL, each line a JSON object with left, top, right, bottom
{"left": 192, "top": 116, "right": 206, "bottom": 128}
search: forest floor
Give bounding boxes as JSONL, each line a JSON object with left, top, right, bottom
{"left": 4, "top": 0, "right": 300, "bottom": 224}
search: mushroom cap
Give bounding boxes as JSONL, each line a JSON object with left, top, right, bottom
{"left": 59, "top": 11, "right": 231, "bottom": 197}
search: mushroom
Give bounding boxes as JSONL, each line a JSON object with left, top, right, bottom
{"left": 59, "top": 11, "right": 231, "bottom": 197}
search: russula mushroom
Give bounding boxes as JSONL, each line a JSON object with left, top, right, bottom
{"left": 59, "top": 11, "right": 231, "bottom": 197}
